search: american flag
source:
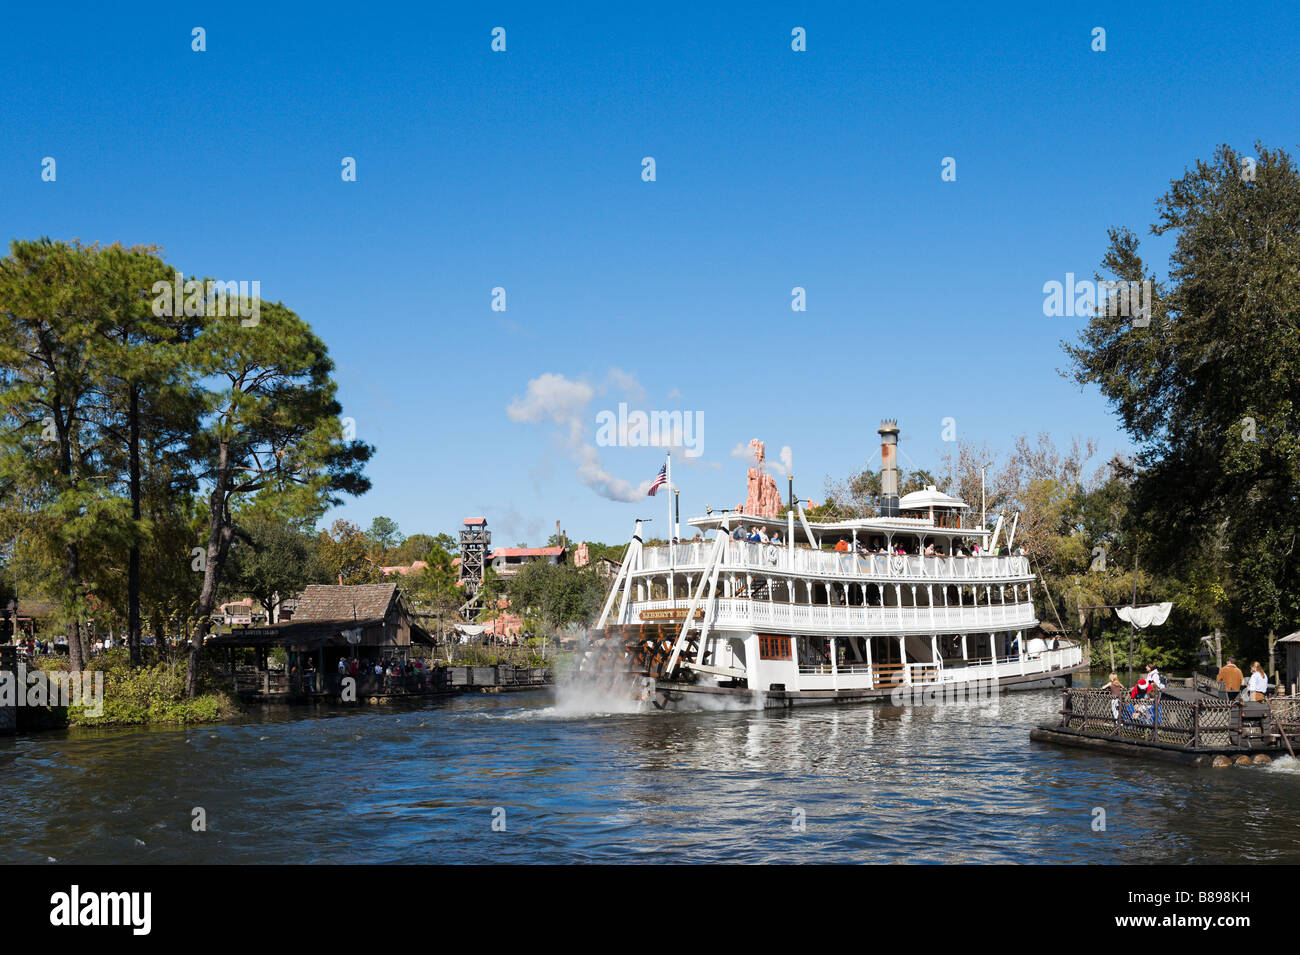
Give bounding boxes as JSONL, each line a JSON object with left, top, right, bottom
{"left": 647, "top": 462, "right": 668, "bottom": 496}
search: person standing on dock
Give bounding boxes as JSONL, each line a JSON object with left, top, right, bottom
{"left": 1216, "top": 658, "right": 1243, "bottom": 694}
{"left": 1246, "top": 662, "right": 1269, "bottom": 702}
{"left": 1103, "top": 673, "right": 1125, "bottom": 719}
{"left": 1144, "top": 662, "right": 1166, "bottom": 692}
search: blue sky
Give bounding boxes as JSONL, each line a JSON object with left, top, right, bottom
{"left": 3, "top": 1, "right": 1297, "bottom": 546}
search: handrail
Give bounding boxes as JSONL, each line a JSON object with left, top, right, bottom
{"left": 638, "top": 543, "right": 1031, "bottom": 583}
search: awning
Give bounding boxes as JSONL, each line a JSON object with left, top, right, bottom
{"left": 1115, "top": 602, "right": 1173, "bottom": 629}
{"left": 205, "top": 619, "right": 383, "bottom": 649}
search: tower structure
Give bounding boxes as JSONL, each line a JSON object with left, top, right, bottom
{"left": 458, "top": 517, "right": 490, "bottom": 618}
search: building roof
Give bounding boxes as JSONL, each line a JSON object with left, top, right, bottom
{"left": 491, "top": 546, "right": 565, "bottom": 559}
{"left": 1278, "top": 631, "right": 1300, "bottom": 644}
{"left": 8, "top": 597, "right": 59, "bottom": 619}
{"left": 380, "top": 560, "right": 428, "bottom": 577}
{"left": 899, "top": 486, "right": 969, "bottom": 510}
{"left": 463, "top": 517, "right": 487, "bottom": 526}
{"left": 292, "top": 583, "right": 401, "bottom": 623}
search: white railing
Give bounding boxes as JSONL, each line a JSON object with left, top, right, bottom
{"left": 639, "top": 542, "right": 1030, "bottom": 582}
{"left": 626, "top": 597, "right": 1036, "bottom": 634}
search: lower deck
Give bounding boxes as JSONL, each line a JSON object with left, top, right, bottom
{"left": 654, "top": 658, "right": 1088, "bottom": 709}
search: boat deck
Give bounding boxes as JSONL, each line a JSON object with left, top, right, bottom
{"left": 1031, "top": 686, "right": 1300, "bottom": 766}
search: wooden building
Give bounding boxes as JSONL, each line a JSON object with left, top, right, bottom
{"left": 1279, "top": 631, "right": 1300, "bottom": 693}
{"left": 207, "top": 583, "right": 437, "bottom": 700}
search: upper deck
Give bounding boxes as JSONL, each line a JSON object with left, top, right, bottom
{"left": 636, "top": 540, "right": 1033, "bottom": 584}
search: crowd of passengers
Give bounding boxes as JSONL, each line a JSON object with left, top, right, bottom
{"left": 713, "top": 524, "right": 1024, "bottom": 558}
{"left": 1098, "top": 660, "right": 1273, "bottom": 722}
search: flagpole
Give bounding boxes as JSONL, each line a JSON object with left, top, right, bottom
{"left": 666, "top": 451, "right": 674, "bottom": 607}
{"left": 666, "top": 451, "right": 673, "bottom": 542}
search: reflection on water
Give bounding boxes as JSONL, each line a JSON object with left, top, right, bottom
{"left": 2, "top": 688, "right": 1298, "bottom": 864}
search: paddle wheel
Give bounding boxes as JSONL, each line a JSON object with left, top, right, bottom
{"left": 586, "top": 622, "right": 706, "bottom": 682}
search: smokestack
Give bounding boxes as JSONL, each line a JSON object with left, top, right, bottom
{"left": 878, "top": 419, "right": 900, "bottom": 517}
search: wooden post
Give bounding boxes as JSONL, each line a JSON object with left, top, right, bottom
{"left": 1127, "top": 541, "right": 1139, "bottom": 684}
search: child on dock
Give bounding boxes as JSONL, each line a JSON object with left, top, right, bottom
{"left": 1103, "top": 672, "right": 1125, "bottom": 719}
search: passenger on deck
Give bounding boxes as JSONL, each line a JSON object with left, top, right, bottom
{"left": 924, "top": 542, "right": 936, "bottom": 557}
{"left": 1216, "top": 658, "right": 1244, "bottom": 694}
{"left": 746, "top": 529, "right": 762, "bottom": 543}
{"left": 770, "top": 530, "right": 782, "bottom": 544}
{"left": 834, "top": 539, "right": 849, "bottom": 552}
{"left": 731, "top": 525, "right": 745, "bottom": 540}
{"left": 757, "top": 527, "right": 770, "bottom": 543}
{"left": 1247, "top": 662, "right": 1268, "bottom": 702}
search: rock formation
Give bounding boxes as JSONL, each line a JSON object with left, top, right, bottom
{"left": 737, "top": 439, "right": 783, "bottom": 518}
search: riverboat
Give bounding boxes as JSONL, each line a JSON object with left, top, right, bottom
{"left": 586, "top": 421, "right": 1087, "bottom": 709}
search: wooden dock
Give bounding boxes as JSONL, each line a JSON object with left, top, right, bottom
{"left": 445, "top": 664, "right": 552, "bottom": 693}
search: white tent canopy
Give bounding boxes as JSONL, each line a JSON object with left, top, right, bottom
{"left": 1115, "top": 602, "right": 1173, "bottom": 629}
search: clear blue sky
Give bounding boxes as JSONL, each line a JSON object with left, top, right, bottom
{"left": 3, "top": 2, "right": 1297, "bottom": 546}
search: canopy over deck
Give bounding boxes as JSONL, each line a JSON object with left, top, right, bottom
{"left": 685, "top": 512, "right": 992, "bottom": 545}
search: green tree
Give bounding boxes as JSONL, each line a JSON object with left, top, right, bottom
{"left": 186, "top": 300, "right": 372, "bottom": 693}
{"left": 318, "top": 519, "right": 380, "bottom": 585}
{"left": 366, "top": 515, "right": 403, "bottom": 554}
{"left": 0, "top": 239, "right": 128, "bottom": 669}
{"left": 227, "top": 507, "right": 328, "bottom": 622}
{"left": 87, "top": 244, "right": 202, "bottom": 664}
{"left": 1065, "top": 142, "right": 1300, "bottom": 661}
{"left": 505, "top": 561, "right": 605, "bottom": 633}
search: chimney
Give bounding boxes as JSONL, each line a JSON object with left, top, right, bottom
{"left": 878, "top": 419, "right": 900, "bottom": 517}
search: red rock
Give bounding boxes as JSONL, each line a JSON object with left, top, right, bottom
{"left": 736, "top": 439, "right": 784, "bottom": 518}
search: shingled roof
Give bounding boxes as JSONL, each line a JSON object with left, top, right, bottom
{"left": 292, "top": 583, "right": 402, "bottom": 624}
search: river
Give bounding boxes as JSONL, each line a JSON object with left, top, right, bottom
{"left": 3, "top": 684, "right": 1298, "bottom": 864}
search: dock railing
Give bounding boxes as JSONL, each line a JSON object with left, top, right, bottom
{"left": 1059, "top": 687, "right": 1235, "bottom": 749}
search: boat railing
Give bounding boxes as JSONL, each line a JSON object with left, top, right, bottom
{"left": 640, "top": 542, "right": 1030, "bottom": 581}
{"left": 627, "top": 597, "right": 1037, "bottom": 633}
{"left": 1059, "top": 688, "right": 1235, "bottom": 749}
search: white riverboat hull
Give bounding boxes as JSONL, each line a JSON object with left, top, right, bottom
{"left": 653, "top": 657, "right": 1089, "bottom": 710}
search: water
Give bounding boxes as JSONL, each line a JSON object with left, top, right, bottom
{"left": 3, "top": 687, "right": 1299, "bottom": 864}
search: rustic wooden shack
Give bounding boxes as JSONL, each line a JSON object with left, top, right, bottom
{"left": 206, "top": 583, "right": 439, "bottom": 700}
{"left": 1279, "top": 631, "right": 1300, "bottom": 693}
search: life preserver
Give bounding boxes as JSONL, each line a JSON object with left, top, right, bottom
{"left": 764, "top": 544, "right": 779, "bottom": 564}
{"left": 890, "top": 555, "right": 906, "bottom": 574}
